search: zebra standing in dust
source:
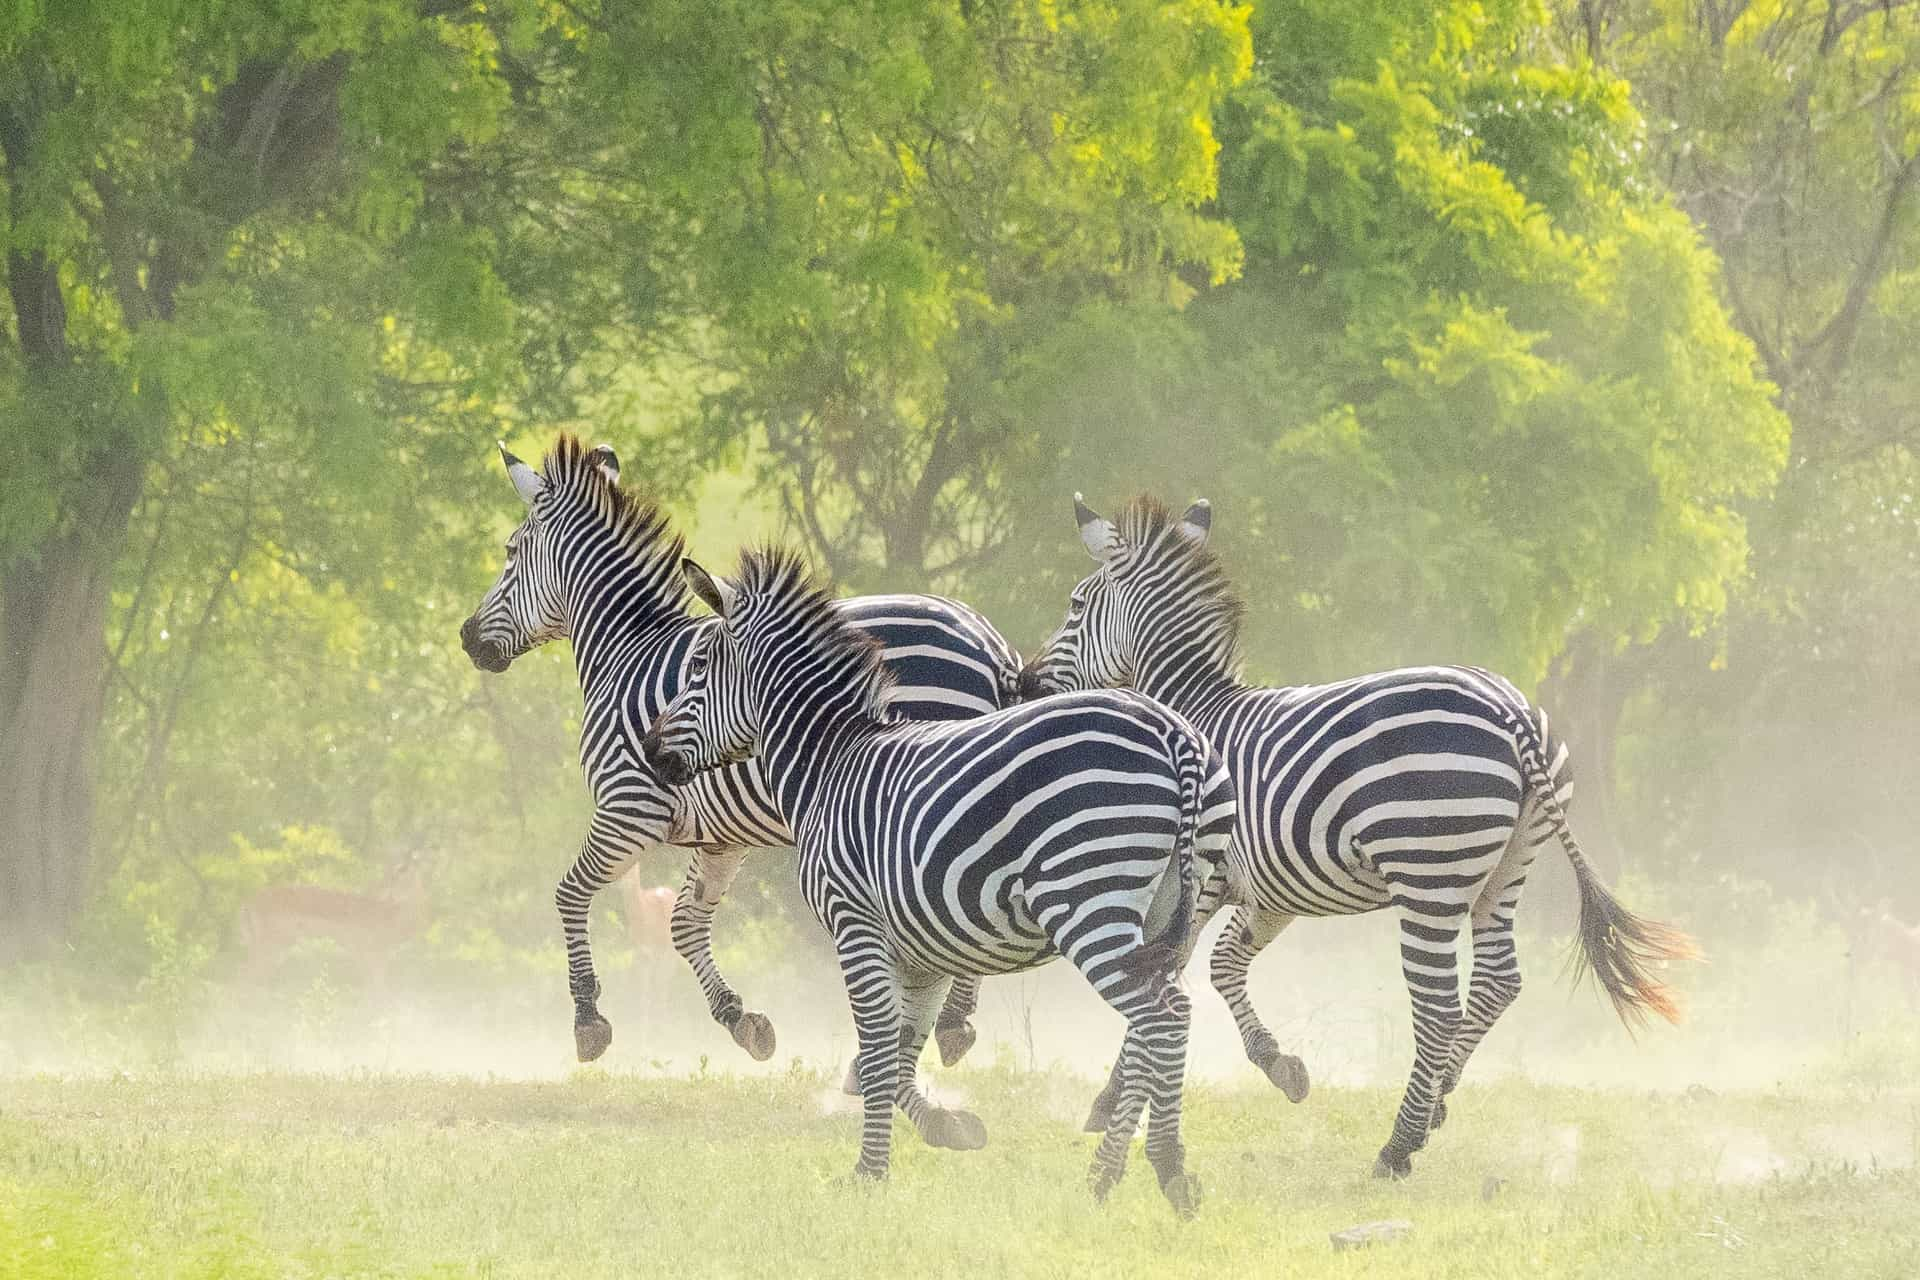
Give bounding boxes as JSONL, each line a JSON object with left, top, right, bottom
{"left": 458, "top": 435, "right": 1021, "bottom": 1067}
{"left": 1020, "top": 495, "right": 1697, "bottom": 1179}
{"left": 642, "top": 548, "right": 1237, "bottom": 1215}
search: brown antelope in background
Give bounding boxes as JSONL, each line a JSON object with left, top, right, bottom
{"left": 618, "top": 876, "right": 677, "bottom": 958}
{"left": 236, "top": 859, "right": 429, "bottom": 988}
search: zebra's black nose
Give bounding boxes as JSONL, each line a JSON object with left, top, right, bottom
{"left": 459, "top": 615, "right": 481, "bottom": 652}
{"left": 641, "top": 729, "right": 692, "bottom": 786}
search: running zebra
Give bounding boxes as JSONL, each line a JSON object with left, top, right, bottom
{"left": 1020, "top": 495, "right": 1697, "bottom": 1179}
{"left": 641, "top": 548, "right": 1237, "bottom": 1215}
{"left": 458, "top": 436, "right": 1020, "bottom": 1066}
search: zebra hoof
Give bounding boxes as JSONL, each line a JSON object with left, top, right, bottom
{"left": 1159, "top": 1171, "right": 1202, "bottom": 1220}
{"left": 923, "top": 1108, "right": 989, "bottom": 1151}
{"left": 1082, "top": 1091, "right": 1117, "bottom": 1135}
{"left": 1372, "top": 1148, "right": 1413, "bottom": 1180}
{"left": 935, "top": 1021, "right": 978, "bottom": 1068}
{"left": 730, "top": 1011, "right": 776, "bottom": 1062}
{"left": 1257, "top": 1050, "right": 1310, "bottom": 1103}
{"left": 1088, "top": 1164, "right": 1122, "bottom": 1204}
{"left": 1429, "top": 1097, "right": 1449, "bottom": 1130}
{"left": 574, "top": 1014, "right": 613, "bottom": 1063}
{"left": 841, "top": 1059, "right": 863, "bottom": 1098}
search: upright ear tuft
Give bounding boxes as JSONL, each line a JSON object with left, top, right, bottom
{"left": 501, "top": 441, "right": 546, "bottom": 505}
{"left": 1074, "top": 492, "right": 1119, "bottom": 562}
{"left": 587, "top": 444, "right": 621, "bottom": 486}
{"left": 1179, "top": 499, "right": 1212, "bottom": 546}
{"left": 683, "top": 558, "right": 738, "bottom": 619}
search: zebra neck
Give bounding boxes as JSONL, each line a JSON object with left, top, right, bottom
{"left": 757, "top": 698, "right": 878, "bottom": 822}
{"left": 1137, "top": 650, "right": 1242, "bottom": 722}
{"left": 563, "top": 555, "right": 690, "bottom": 689}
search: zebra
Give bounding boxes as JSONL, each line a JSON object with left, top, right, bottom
{"left": 1019, "top": 494, "right": 1698, "bottom": 1179}
{"left": 457, "top": 435, "right": 1022, "bottom": 1068}
{"left": 641, "top": 548, "right": 1238, "bottom": 1215}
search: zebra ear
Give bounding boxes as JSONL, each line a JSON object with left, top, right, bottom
{"left": 500, "top": 441, "right": 546, "bottom": 506}
{"left": 587, "top": 444, "right": 620, "bottom": 486}
{"left": 1179, "top": 499, "right": 1211, "bottom": 546}
{"left": 1074, "top": 492, "right": 1118, "bottom": 562}
{"left": 683, "top": 558, "right": 738, "bottom": 619}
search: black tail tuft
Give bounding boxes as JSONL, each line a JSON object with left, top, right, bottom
{"left": 1565, "top": 860, "right": 1701, "bottom": 1032}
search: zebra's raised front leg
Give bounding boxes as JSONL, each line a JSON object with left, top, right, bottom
{"left": 1209, "top": 905, "right": 1309, "bottom": 1101}
{"left": 1374, "top": 899, "right": 1466, "bottom": 1179}
{"left": 557, "top": 819, "right": 664, "bottom": 1062}
{"left": 669, "top": 847, "right": 775, "bottom": 1060}
{"left": 844, "top": 971, "right": 983, "bottom": 1096}
{"left": 934, "top": 974, "right": 981, "bottom": 1067}
{"left": 894, "top": 971, "right": 987, "bottom": 1151}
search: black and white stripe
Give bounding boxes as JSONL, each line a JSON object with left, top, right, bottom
{"left": 1022, "top": 495, "right": 1695, "bottom": 1178}
{"left": 458, "top": 436, "right": 1021, "bottom": 1066}
{"left": 643, "top": 548, "right": 1237, "bottom": 1214}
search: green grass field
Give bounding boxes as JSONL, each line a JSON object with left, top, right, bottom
{"left": 4, "top": 1058, "right": 1916, "bottom": 1279}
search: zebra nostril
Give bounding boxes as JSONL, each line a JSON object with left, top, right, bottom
{"left": 459, "top": 616, "right": 480, "bottom": 650}
{"left": 1017, "top": 663, "right": 1051, "bottom": 700}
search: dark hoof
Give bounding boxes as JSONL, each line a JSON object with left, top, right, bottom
{"left": 1160, "top": 1171, "right": 1202, "bottom": 1220}
{"left": 924, "top": 1108, "right": 988, "bottom": 1151}
{"left": 1429, "top": 1097, "right": 1449, "bottom": 1130}
{"left": 841, "top": 1059, "right": 863, "bottom": 1098}
{"left": 1088, "top": 1165, "right": 1121, "bottom": 1204}
{"left": 935, "top": 1021, "right": 978, "bottom": 1068}
{"left": 574, "top": 1014, "right": 613, "bottom": 1063}
{"left": 1372, "top": 1148, "right": 1413, "bottom": 1180}
{"left": 1082, "top": 1092, "right": 1116, "bottom": 1135}
{"left": 730, "top": 1011, "right": 776, "bottom": 1062}
{"left": 1257, "top": 1050, "right": 1310, "bottom": 1103}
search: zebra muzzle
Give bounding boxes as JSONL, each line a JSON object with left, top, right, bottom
{"left": 641, "top": 731, "right": 694, "bottom": 786}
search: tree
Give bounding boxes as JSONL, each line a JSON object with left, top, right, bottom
{"left": 0, "top": 2, "right": 519, "bottom": 957}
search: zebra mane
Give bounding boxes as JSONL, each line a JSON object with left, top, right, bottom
{"left": 540, "top": 433, "right": 689, "bottom": 614}
{"left": 732, "top": 545, "right": 897, "bottom": 721}
{"left": 1114, "top": 494, "right": 1246, "bottom": 669}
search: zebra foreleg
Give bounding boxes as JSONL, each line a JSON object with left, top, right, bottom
{"left": 832, "top": 919, "right": 905, "bottom": 1182}
{"left": 556, "top": 833, "right": 652, "bottom": 1063}
{"left": 846, "top": 971, "right": 983, "bottom": 1096}
{"left": 669, "top": 848, "right": 775, "bottom": 1061}
{"left": 1374, "top": 902, "right": 1466, "bottom": 1179}
{"left": 1209, "top": 906, "right": 1308, "bottom": 1101}
{"left": 933, "top": 975, "right": 981, "bottom": 1067}
{"left": 896, "top": 973, "right": 987, "bottom": 1151}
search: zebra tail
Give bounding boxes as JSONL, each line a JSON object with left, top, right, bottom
{"left": 1118, "top": 729, "right": 1203, "bottom": 986}
{"left": 1511, "top": 708, "right": 1701, "bottom": 1031}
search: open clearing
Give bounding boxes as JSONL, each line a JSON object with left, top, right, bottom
{"left": 3, "top": 1064, "right": 1916, "bottom": 1279}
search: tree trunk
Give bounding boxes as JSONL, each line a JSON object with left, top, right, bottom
{"left": 0, "top": 456, "right": 142, "bottom": 962}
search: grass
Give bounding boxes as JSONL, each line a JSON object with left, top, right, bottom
{"left": 3, "top": 1059, "right": 1916, "bottom": 1279}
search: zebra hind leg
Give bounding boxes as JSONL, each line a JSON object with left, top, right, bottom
{"left": 1374, "top": 900, "right": 1466, "bottom": 1179}
{"left": 1084, "top": 974, "right": 1198, "bottom": 1217}
{"left": 896, "top": 972, "right": 987, "bottom": 1151}
{"left": 1432, "top": 897, "right": 1527, "bottom": 1130}
{"left": 669, "top": 848, "right": 776, "bottom": 1061}
{"left": 1209, "top": 906, "right": 1308, "bottom": 1102}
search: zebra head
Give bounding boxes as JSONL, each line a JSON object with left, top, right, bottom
{"left": 1020, "top": 493, "right": 1229, "bottom": 698}
{"left": 643, "top": 550, "right": 893, "bottom": 786}
{"left": 460, "top": 441, "right": 613, "bottom": 672}
{"left": 642, "top": 560, "right": 755, "bottom": 785}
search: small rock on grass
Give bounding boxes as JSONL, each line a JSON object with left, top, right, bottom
{"left": 1330, "top": 1220, "right": 1414, "bottom": 1252}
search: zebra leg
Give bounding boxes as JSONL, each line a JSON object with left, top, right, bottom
{"left": 1209, "top": 905, "right": 1308, "bottom": 1102}
{"left": 832, "top": 919, "right": 905, "bottom": 1182}
{"left": 1374, "top": 900, "right": 1466, "bottom": 1179}
{"left": 669, "top": 847, "right": 775, "bottom": 1061}
{"left": 1084, "top": 854, "right": 1236, "bottom": 1134}
{"left": 1432, "top": 834, "right": 1534, "bottom": 1129}
{"left": 556, "top": 834, "right": 652, "bottom": 1063}
{"left": 895, "top": 972, "right": 987, "bottom": 1151}
{"left": 933, "top": 974, "right": 981, "bottom": 1068}
{"left": 1083, "top": 975, "right": 1197, "bottom": 1217}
